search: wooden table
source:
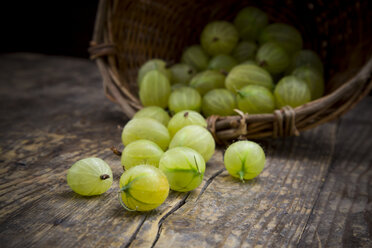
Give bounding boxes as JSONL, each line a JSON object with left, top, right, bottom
{"left": 0, "top": 54, "right": 371, "bottom": 248}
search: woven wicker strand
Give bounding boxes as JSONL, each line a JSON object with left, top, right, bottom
{"left": 89, "top": 0, "right": 372, "bottom": 144}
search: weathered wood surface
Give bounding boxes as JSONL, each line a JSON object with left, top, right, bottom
{"left": 0, "top": 53, "right": 371, "bottom": 248}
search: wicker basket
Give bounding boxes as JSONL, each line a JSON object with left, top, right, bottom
{"left": 89, "top": 0, "right": 372, "bottom": 144}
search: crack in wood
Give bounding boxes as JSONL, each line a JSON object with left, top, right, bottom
{"left": 196, "top": 168, "right": 225, "bottom": 202}
{"left": 150, "top": 193, "right": 190, "bottom": 248}
{"left": 123, "top": 214, "right": 148, "bottom": 248}
{"left": 296, "top": 121, "right": 339, "bottom": 247}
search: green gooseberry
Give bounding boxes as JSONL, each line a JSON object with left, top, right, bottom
{"left": 170, "top": 63, "right": 197, "bottom": 85}
{"left": 256, "top": 42, "right": 290, "bottom": 74}
{"left": 233, "top": 7, "right": 269, "bottom": 41}
{"left": 159, "top": 147, "right": 205, "bottom": 192}
{"left": 224, "top": 141, "right": 266, "bottom": 181}
{"left": 189, "top": 70, "right": 226, "bottom": 96}
{"left": 167, "top": 110, "right": 207, "bottom": 137}
{"left": 119, "top": 165, "right": 169, "bottom": 211}
{"left": 139, "top": 70, "right": 171, "bottom": 108}
{"left": 200, "top": 21, "right": 239, "bottom": 56}
{"left": 286, "top": 49, "right": 324, "bottom": 75}
{"left": 138, "top": 59, "right": 172, "bottom": 86}
{"left": 259, "top": 23, "right": 303, "bottom": 55}
{"left": 237, "top": 85, "right": 275, "bottom": 114}
{"left": 225, "top": 64, "right": 274, "bottom": 92}
{"left": 292, "top": 66, "right": 324, "bottom": 100}
{"left": 181, "top": 45, "right": 210, "bottom": 71}
{"left": 208, "top": 54, "right": 238, "bottom": 73}
{"left": 169, "top": 125, "right": 215, "bottom": 162}
{"left": 67, "top": 157, "right": 113, "bottom": 196}
{"left": 168, "top": 87, "right": 202, "bottom": 113}
{"left": 274, "top": 75, "right": 311, "bottom": 108}
{"left": 121, "top": 140, "right": 164, "bottom": 170}
{"left": 232, "top": 41, "right": 258, "bottom": 63}
{"left": 133, "top": 106, "right": 170, "bottom": 126}
{"left": 121, "top": 117, "right": 170, "bottom": 151}
{"left": 202, "top": 88, "right": 237, "bottom": 117}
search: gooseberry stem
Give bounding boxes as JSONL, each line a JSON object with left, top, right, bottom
{"left": 117, "top": 192, "right": 136, "bottom": 212}
{"left": 100, "top": 174, "right": 110, "bottom": 180}
{"left": 238, "top": 171, "right": 245, "bottom": 182}
{"left": 111, "top": 146, "right": 122, "bottom": 156}
{"left": 194, "top": 156, "right": 201, "bottom": 174}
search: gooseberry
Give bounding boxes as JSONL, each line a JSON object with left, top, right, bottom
{"left": 189, "top": 70, "right": 226, "bottom": 95}
{"left": 170, "top": 63, "right": 197, "bottom": 85}
{"left": 232, "top": 41, "right": 258, "bottom": 63}
{"left": 208, "top": 54, "right": 238, "bottom": 73}
{"left": 121, "top": 140, "right": 164, "bottom": 170}
{"left": 237, "top": 85, "right": 275, "bottom": 114}
{"left": 286, "top": 49, "right": 324, "bottom": 75}
{"left": 168, "top": 87, "right": 202, "bottom": 113}
{"left": 181, "top": 45, "right": 210, "bottom": 71}
{"left": 169, "top": 125, "right": 215, "bottom": 162}
{"left": 202, "top": 88, "right": 237, "bottom": 117}
{"left": 121, "top": 117, "right": 170, "bottom": 151}
{"left": 233, "top": 7, "right": 269, "bottom": 41}
{"left": 119, "top": 165, "right": 169, "bottom": 211}
{"left": 200, "top": 21, "right": 239, "bottom": 55}
{"left": 133, "top": 106, "right": 170, "bottom": 126}
{"left": 167, "top": 110, "right": 207, "bottom": 137}
{"left": 224, "top": 141, "right": 266, "bottom": 181}
{"left": 139, "top": 70, "right": 171, "bottom": 108}
{"left": 225, "top": 64, "right": 274, "bottom": 92}
{"left": 67, "top": 157, "right": 113, "bottom": 196}
{"left": 256, "top": 42, "right": 290, "bottom": 74}
{"left": 274, "top": 75, "right": 311, "bottom": 108}
{"left": 259, "top": 23, "right": 303, "bottom": 55}
{"left": 138, "top": 59, "right": 172, "bottom": 86}
{"left": 159, "top": 147, "right": 205, "bottom": 192}
{"left": 292, "top": 66, "right": 324, "bottom": 100}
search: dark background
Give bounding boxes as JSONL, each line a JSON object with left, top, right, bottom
{"left": 1, "top": 1, "right": 99, "bottom": 58}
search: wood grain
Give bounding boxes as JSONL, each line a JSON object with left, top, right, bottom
{"left": 298, "top": 98, "right": 372, "bottom": 248}
{"left": 0, "top": 54, "right": 371, "bottom": 248}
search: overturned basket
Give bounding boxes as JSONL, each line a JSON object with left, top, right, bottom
{"left": 89, "top": 0, "right": 372, "bottom": 144}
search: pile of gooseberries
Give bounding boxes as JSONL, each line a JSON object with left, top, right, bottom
{"left": 66, "top": 6, "right": 326, "bottom": 211}
{"left": 138, "top": 7, "right": 324, "bottom": 115}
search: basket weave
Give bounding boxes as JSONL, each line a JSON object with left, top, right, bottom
{"left": 89, "top": 0, "right": 372, "bottom": 144}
